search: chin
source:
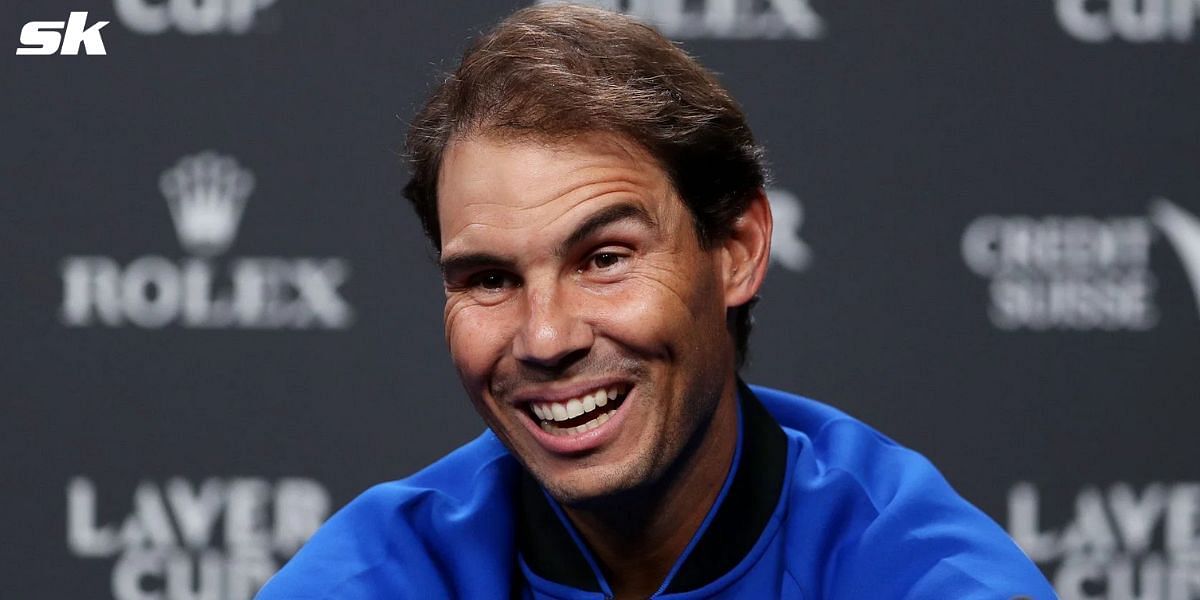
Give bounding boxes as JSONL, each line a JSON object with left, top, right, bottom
{"left": 534, "top": 455, "right": 660, "bottom": 507}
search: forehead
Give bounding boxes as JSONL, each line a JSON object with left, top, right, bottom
{"left": 436, "top": 133, "right": 680, "bottom": 253}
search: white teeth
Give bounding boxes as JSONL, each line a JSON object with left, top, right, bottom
{"left": 539, "top": 409, "right": 616, "bottom": 436}
{"left": 530, "top": 384, "right": 627, "bottom": 430}
{"left": 566, "top": 399, "right": 584, "bottom": 419}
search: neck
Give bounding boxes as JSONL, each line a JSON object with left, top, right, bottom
{"left": 561, "top": 379, "right": 740, "bottom": 599}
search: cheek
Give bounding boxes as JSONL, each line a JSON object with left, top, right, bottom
{"left": 445, "top": 304, "right": 513, "bottom": 380}
{"left": 597, "top": 273, "right": 711, "bottom": 352}
{"left": 623, "top": 263, "right": 726, "bottom": 367}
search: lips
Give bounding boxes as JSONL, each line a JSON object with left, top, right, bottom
{"left": 511, "top": 382, "right": 634, "bottom": 454}
{"left": 527, "top": 383, "right": 629, "bottom": 436}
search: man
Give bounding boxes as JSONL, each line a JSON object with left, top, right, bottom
{"left": 259, "top": 5, "right": 1055, "bottom": 599}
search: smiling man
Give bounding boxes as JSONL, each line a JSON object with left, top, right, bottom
{"left": 257, "top": 5, "right": 1055, "bottom": 599}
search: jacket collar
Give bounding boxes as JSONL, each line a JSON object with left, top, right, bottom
{"left": 515, "top": 380, "right": 788, "bottom": 595}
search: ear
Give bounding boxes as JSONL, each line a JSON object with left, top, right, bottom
{"left": 721, "top": 189, "right": 772, "bottom": 308}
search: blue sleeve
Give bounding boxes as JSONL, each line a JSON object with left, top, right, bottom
{"left": 257, "top": 442, "right": 521, "bottom": 600}
{"left": 255, "top": 483, "right": 456, "bottom": 600}
{"left": 810, "top": 419, "right": 1057, "bottom": 600}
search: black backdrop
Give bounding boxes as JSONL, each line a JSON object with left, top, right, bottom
{"left": 3, "top": 1, "right": 1198, "bottom": 598}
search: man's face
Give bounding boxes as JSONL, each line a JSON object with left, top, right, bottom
{"left": 436, "top": 133, "right": 735, "bottom": 504}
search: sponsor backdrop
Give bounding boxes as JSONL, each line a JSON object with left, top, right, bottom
{"left": 3, "top": 1, "right": 1197, "bottom": 598}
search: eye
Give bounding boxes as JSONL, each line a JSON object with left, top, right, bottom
{"left": 580, "top": 250, "right": 631, "bottom": 278}
{"left": 470, "top": 270, "right": 518, "bottom": 291}
{"left": 590, "top": 252, "right": 623, "bottom": 270}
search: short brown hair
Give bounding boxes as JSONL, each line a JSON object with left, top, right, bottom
{"left": 404, "top": 4, "right": 766, "bottom": 367}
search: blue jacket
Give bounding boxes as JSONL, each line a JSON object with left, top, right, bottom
{"left": 258, "top": 384, "right": 1056, "bottom": 599}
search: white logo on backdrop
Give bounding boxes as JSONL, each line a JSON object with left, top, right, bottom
{"left": 536, "top": 0, "right": 824, "bottom": 40}
{"left": 1008, "top": 481, "right": 1200, "bottom": 600}
{"left": 961, "top": 200, "right": 1200, "bottom": 331}
{"left": 1056, "top": 0, "right": 1200, "bottom": 43}
{"left": 161, "top": 152, "right": 253, "bottom": 258}
{"left": 1150, "top": 199, "right": 1200, "bottom": 317}
{"left": 60, "top": 150, "right": 354, "bottom": 330}
{"left": 68, "top": 476, "right": 329, "bottom": 600}
{"left": 767, "top": 188, "right": 813, "bottom": 273}
{"left": 114, "top": 0, "right": 278, "bottom": 35}
{"left": 15, "top": 12, "right": 109, "bottom": 55}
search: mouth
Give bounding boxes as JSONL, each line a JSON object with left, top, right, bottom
{"left": 524, "top": 383, "right": 630, "bottom": 437}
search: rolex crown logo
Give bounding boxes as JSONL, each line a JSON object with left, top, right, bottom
{"left": 160, "top": 151, "right": 254, "bottom": 257}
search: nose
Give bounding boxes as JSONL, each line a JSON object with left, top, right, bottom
{"left": 511, "top": 282, "right": 593, "bottom": 370}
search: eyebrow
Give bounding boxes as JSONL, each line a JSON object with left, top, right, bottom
{"left": 439, "top": 202, "right": 657, "bottom": 279}
{"left": 556, "top": 202, "right": 657, "bottom": 258}
{"left": 439, "top": 252, "right": 515, "bottom": 281}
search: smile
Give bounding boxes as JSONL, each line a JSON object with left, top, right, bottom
{"left": 527, "top": 384, "right": 630, "bottom": 437}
